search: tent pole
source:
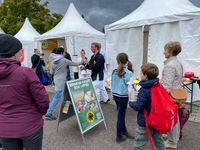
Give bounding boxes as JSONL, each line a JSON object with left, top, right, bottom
{"left": 72, "top": 35, "right": 76, "bottom": 55}
{"left": 143, "top": 25, "right": 149, "bottom": 64}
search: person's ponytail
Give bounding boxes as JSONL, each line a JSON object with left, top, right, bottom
{"left": 127, "top": 60, "right": 134, "bottom": 72}
{"left": 117, "top": 63, "right": 124, "bottom": 78}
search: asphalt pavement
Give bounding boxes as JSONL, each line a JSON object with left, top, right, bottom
{"left": 42, "top": 93, "right": 200, "bottom": 150}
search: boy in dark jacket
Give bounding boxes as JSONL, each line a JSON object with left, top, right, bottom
{"left": 129, "top": 63, "right": 165, "bottom": 150}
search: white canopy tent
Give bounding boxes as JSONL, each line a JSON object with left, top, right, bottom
{"left": 0, "top": 28, "right": 5, "bottom": 34}
{"left": 105, "top": 0, "right": 200, "bottom": 101}
{"left": 15, "top": 18, "right": 40, "bottom": 67}
{"left": 36, "top": 3, "right": 105, "bottom": 59}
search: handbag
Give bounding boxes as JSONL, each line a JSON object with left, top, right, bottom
{"left": 178, "top": 107, "right": 190, "bottom": 139}
{"left": 40, "top": 71, "right": 52, "bottom": 85}
{"left": 37, "top": 59, "right": 52, "bottom": 85}
{"left": 170, "top": 88, "right": 187, "bottom": 108}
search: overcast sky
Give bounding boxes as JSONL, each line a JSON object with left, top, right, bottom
{"left": 45, "top": 0, "right": 200, "bottom": 31}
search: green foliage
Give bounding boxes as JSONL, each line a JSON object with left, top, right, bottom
{"left": 0, "top": 0, "right": 63, "bottom": 35}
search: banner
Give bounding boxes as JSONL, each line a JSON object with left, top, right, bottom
{"left": 67, "top": 78, "right": 104, "bottom": 134}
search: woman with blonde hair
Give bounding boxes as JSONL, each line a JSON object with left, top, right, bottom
{"left": 161, "top": 41, "right": 183, "bottom": 149}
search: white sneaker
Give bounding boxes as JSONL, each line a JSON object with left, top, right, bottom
{"left": 165, "top": 141, "right": 177, "bottom": 149}
{"left": 162, "top": 134, "right": 168, "bottom": 141}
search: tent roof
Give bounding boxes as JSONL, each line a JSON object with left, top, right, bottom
{"left": 15, "top": 18, "right": 40, "bottom": 42}
{"left": 37, "top": 3, "right": 104, "bottom": 40}
{"left": 106, "top": 0, "right": 200, "bottom": 31}
{"left": 0, "top": 28, "right": 5, "bottom": 34}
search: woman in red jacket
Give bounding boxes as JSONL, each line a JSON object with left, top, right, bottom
{"left": 0, "top": 34, "right": 49, "bottom": 150}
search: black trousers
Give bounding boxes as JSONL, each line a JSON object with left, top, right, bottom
{"left": 0, "top": 128, "right": 43, "bottom": 150}
{"left": 113, "top": 96, "right": 128, "bottom": 138}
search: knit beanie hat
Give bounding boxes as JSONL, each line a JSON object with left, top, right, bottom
{"left": 0, "top": 34, "right": 22, "bottom": 58}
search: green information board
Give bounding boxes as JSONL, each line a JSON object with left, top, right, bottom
{"left": 67, "top": 77, "right": 105, "bottom": 134}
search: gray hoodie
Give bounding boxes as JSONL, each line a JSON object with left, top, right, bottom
{"left": 50, "top": 57, "right": 81, "bottom": 91}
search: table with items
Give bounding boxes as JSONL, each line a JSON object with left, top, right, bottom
{"left": 181, "top": 77, "right": 199, "bottom": 113}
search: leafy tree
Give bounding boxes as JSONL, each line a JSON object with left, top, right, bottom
{"left": 0, "top": 0, "right": 63, "bottom": 35}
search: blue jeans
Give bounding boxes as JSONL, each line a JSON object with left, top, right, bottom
{"left": 113, "top": 96, "right": 128, "bottom": 137}
{"left": 134, "top": 126, "right": 165, "bottom": 150}
{"left": 46, "top": 90, "right": 63, "bottom": 115}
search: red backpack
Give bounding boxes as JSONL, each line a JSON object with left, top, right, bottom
{"left": 144, "top": 82, "right": 178, "bottom": 150}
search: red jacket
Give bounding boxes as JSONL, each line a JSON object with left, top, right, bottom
{"left": 0, "top": 59, "right": 49, "bottom": 138}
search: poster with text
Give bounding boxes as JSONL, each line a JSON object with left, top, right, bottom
{"left": 67, "top": 78, "right": 104, "bottom": 134}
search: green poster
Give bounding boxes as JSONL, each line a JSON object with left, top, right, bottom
{"left": 67, "top": 78, "right": 104, "bottom": 134}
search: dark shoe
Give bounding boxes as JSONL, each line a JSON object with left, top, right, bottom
{"left": 123, "top": 132, "right": 135, "bottom": 139}
{"left": 103, "top": 99, "right": 110, "bottom": 104}
{"left": 116, "top": 135, "right": 126, "bottom": 143}
{"left": 45, "top": 114, "right": 57, "bottom": 121}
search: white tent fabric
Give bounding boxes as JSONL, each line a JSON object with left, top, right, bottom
{"left": 105, "top": 0, "right": 200, "bottom": 102}
{"left": 36, "top": 3, "right": 105, "bottom": 56}
{"left": 106, "top": 27, "right": 143, "bottom": 78}
{"left": 106, "top": 0, "right": 200, "bottom": 30}
{"left": 15, "top": 18, "right": 40, "bottom": 67}
{"left": 0, "top": 28, "right": 5, "bottom": 34}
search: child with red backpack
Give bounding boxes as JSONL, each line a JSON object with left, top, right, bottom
{"left": 129, "top": 64, "right": 166, "bottom": 150}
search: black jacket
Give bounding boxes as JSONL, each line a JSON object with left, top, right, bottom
{"left": 31, "top": 54, "right": 40, "bottom": 69}
{"left": 86, "top": 52, "right": 105, "bottom": 81}
{"left": 65, "top": 52, "right": 72, "bottom": 69}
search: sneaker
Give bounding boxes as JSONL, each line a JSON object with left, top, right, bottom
{"left": 162, "top": 134, "right": 168, "bottom": 141}
{"left": 103, "top": 99, "right": 110, "bottom": 104}
{"left": 163, "top": 134, "right": 168, "bottom": 138}
{"left": 44, "top": 114, "right": 57, "bottom": 121}
{"left": 123, "top": 132, "right": 135, "bottom": 139}
{"left": 116, "top": 135, "right": 126, "bottom": 143}
{"left": 165, "top": 141, "right": 177, "bottom": 149}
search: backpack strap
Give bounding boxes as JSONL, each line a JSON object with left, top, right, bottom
{"left": 144, "top": 110, "right": 155, "bottom": 150}
{"left": 144, "top": 82, "right": 159, "bottom": 150}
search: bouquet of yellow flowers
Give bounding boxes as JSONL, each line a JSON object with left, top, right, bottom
{"left": 128, "top": 77, "right": 141, "bottom": 102}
